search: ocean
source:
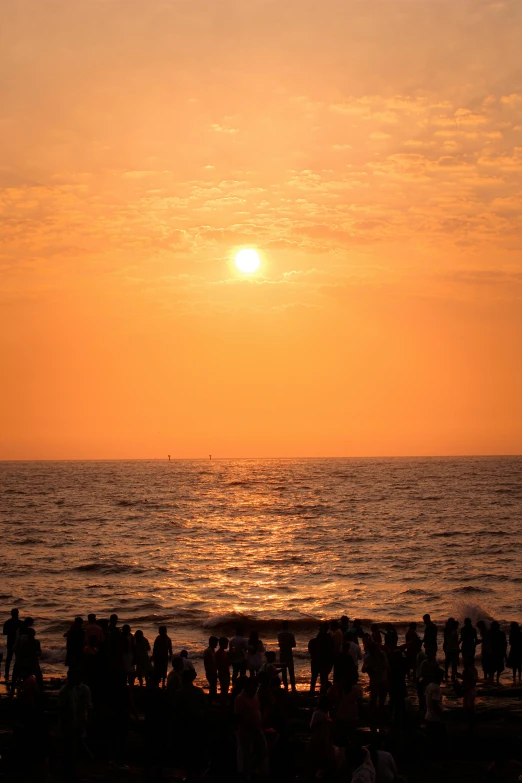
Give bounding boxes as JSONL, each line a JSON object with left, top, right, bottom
{"left": 1, "top": 457, "right": 521, "bottom": 681}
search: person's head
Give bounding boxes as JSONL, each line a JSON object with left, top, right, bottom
{"left": 74, "top": 616, "right": 83, "bottom": 627}
{"left": 11, "top": 608, "right": 19, "bottom": 619}
{"left": 409, "top": 622, "right": 417, "bottom": 631}
{"left": 423, "top": 614, "right": 431, "bottom": 624}
{"left": 340, "top": 615, "right": 349, "bottom": 628}
{"left": 265, "top": 651, "right": 276, "bottom": 664}
{"left": 110, "top": 614, "right": 118, "bottom": 626}
{"left": 235, "top": 625, "right": 244, "bottom": 637}
{"left": 317, "top": 695, "right": 329, "bottom": 712}
{"left": 173, "top": 657, "right": 184, "bottom": 673}
{"left": 370, "top": 623, "right": 379, "bottom": 633}
{"left": 180, "top": 649, "right": 188, "bottom": 658}
{"left": 319, "top": 621, "right": 329, "bottom": 635}
{"left": 122, "top": 624, "right": 131, "bottom": 636}
{"left": 491, "top": 620, "right": 500, "bottom": 633}
{"left": 425, "top": 643, "right": 437, "bottom": 659}
{"left": 330, "top": 619, "right": 339, "bottom": 632}
{"left": 135, "top": 629, "right": 143, "bottom": 641}
{"left": 27, "top": 628, "right": 36, "bottom": 639}
{"left": 249, "top": 630, "right": 259, "bottom": 645}
{"left": 348, "top": 744, "right": 367, "bottom": 770}
{"left": 464, "top": 617, "right": 472, "bottom": 627}
{"left": 354, "top": 619, "right": 362, "bottom": 629}
{"left": 181, "top": 668, "right": 197, "bottom": 686}
{"left": 67, "top": 667, "right": 83, "bottom": 686}
{"left": 88, "top": 613, "right": 96, "bottom": 624}
{"left": 159, "top": 625, "right": 167, "bottom": 636}
{"left": 434, "top": 668, "right": 444, "bottom": 684}
{"left": 510, "top": 621, "right": 520, "bottom": 633}
{"left": 24, "top": 617, "right": 34, "bottom": 628}
{"left": 477, "top": 620, "right": 487, "bottom": 632}
{"left": 218, "top": 636, "right": 229, "bottom": 650}
{"left": 209, "top": 636, "right": 219, "bottom": 649}
{"left": 282, "top": 620, "right": 289, "bottom": 631}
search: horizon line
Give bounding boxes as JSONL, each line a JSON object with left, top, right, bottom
{"left": 1, "top": 453, "right": 521, "bottom": 463}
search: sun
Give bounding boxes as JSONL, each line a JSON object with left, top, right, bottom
{"left": 235, "top": 248, "right": 261, "bottom": 274}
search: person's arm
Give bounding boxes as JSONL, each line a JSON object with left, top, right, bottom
{"left": 168, "top": 639, "right": 173, "bottom": 658}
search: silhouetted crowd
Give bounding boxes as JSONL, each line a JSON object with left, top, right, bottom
{"left": 2, "top": 608, "right": 522, "bottom": 782}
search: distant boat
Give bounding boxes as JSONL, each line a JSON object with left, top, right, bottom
{"left": 209, "top": 454, "right": 212, "bottom": 460}
{"left": 168, "top": 455, "right": 171, "bottom": 461}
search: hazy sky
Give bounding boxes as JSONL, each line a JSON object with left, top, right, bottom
{"left": 1, "top": 0, "right": 522, "bottom": 458}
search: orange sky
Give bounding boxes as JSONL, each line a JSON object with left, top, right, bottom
{"left": 1, "top": 0, "right": 522, "bottom": 459}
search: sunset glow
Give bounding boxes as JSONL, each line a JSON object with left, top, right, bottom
{"left": 1, "top": 0, "right": 521, "bottom": 459}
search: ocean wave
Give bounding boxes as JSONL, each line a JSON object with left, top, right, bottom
{"left": 452, "top": 586, "right": 494, "bottom": 594}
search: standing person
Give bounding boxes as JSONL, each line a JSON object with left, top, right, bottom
{"left": 457, "top": 654, "right": 479, "bottom": 730}
{"left": 316, "top": 622, "right": 334, "bottom": 694}
{"left": 352, "top": 619, "right": 365, "bottom": 641}
{"left": 134, "top": 629, "right": 151, "bottom": 687}
{"left": 277, "top": 621, "right": 296, "bottom": 693}
{"left": 120, "top": 624, "right": 135, "bottom": 686}
{"left": 405, "top": 622, "right": 422, "bottom": 680}
{"left": 507, "top": 622, "right": 522, "bottom": 684}
{"left": 85, "top": 614, "right": 104, "bottom": 646}
{"left": 443, "top": 618, "right": 460, "bottom": 682}
{"left": 331, "top": 620, "right": 344, "bottom": 656}
{"left": 460, "top": 618, "right": 477, "bottom": 662}
{"left": 234, "top": 677, "right": 267, "bottom": 781}
{"left": 58, "top": 669, "right": 93, "bottom": 778}
{"left": 11, "top": 626, "right": 42, "bottom": 693}
{"left": 345, "top": 632, "right": 363, "bottom": 674}
{"left": 423, "top": 614, "right": 438, "bottom": 652}
{"left": 340, "top": 616, "right": 350, "bottom": 639}
{"left": 424, "top": 669, "right": 445, "bottom": 746}
{"left": 477, "top": 621, "right": 493, "bottom": 683}
{"left": 152, "top": 626, "right": 172, "bottom": 688}
{"left": 490, "top": 621, "right": 507, "bottom": 685}
{"left": 229, "top": 626, "right": 248, "bottom": 682}
{"left": 3, "top": 608, "right": 22, "bottom": 683}
{"left": 384, "top": 624, "right": 398, "bottom": 650}
{"left": 64, "top": 617, "right": 85, "bottom": 670}
{"left": 370, "top": 624, "right": 382, "bottom": 646}
{"left": 362, "top": 641, "right": 389, "bottom": 715}
{"left": 215, "top": 637, "right": 231, "bottom": 698}
{"left": 106, "top": 614, "right": 121, "bottom": 673}
{"left": 387, "top": 643, "right": 408, "bottom": 724}
{"left": 203, "top": 636, "right": 219, "bottom": 700}
{"left": 246, "top": 630, "right": 265, "bottom": 677}
{"left": 418, "top": 646, "right": 439, "bottom": 713}
{"left": 308, "top": 634, "right": 320, "bottom": 694}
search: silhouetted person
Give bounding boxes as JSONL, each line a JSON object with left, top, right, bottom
{"left": 3, "top": 608, "right": 21, "bottom": 683}
{"left": 278, "top": 621, "right": 296, "bottom": 692}
{"left": 370, "top": 624, "right": 382, "bottom": 646}
{"left": 106, "top": 613, "right": 121, "bottom": 672}
{"left": 460, "top": 617, "right": 477, "bottom": 662}
{"left": 167, "top": 656, "right": 184, "bottom": 703}
{"left": 352, "top": 619, "right": 365, "bottom": 640}
{"left": 508, "top": 621, "right": 522, "bottom": 684}
{"left": 490, "top": 621, "right": 507, "bottom": 685}
{"left": 215, "top": 636, "right": 231, "bottom": 697}
{"left": 362, "top": 640, "right": 388, "bottom": 714}
{"left": 477, "top": 620, "right": 493, "bottom": 682}
{"left": 405, "top": 622, "right": 422, "bottom": 679}
{"left": 456, "top": 653, "right": 478, "bottom": 730}
{"left": 443, "top": 617, "right": 460, "bottom": 681}
{"left": 234, "top": 676, "right": 267, "bottom": 780}
{"left": 64, "top": 616, "right": 85, "bottom": 669}
{"left": 134, "top": 629, "right": 151, "bottom": 686}
{"left": 173, "top": 669, "right": 208, "bottom": 780}
{"left": 316, "top": 622, "right": 334, "bottom": 693}
{"left": 120, "top": 623, "right": 135, "bottom": 685}
{"left": 384, "top": 623, "right": 398, "bottom": 650}
{"left": 418, "top": 645, "right": 439, "bottom": 712}
{"left": 153, "top": 625, "right": 172, "bottom": 687}
{"left": 424, "top": 668, "right": 445, "bottom": 749}
{"left": 85, "top": 613, "right": 103, "bottom": 646}
{"left": 229, "top": 625, "right": 248, "bottom": 682}
{"left": 422, "top": 613, "right": 438, "bottom": 652}
{"left": 340, "top": 615, "right": 350, "bottom": 638}
{"left": 387, "top": 641, "right": 408, "bottom": 723}
{"left": 247, "top": 630, "right": 265, "bottom": 677}
{"left": 308, "top": 633, "right": 320, "bottom": 694}
{"left": 59, "top": 668, "right": 93, "bottom": 777}
{"left": 11, "top": 625, "right": 42, "bottom": 693}
{"left": 331, "top": 620, "right": 344, "bottom": 656}
{"left": 204, "top": 635, "right": 219, "bottom": 700}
